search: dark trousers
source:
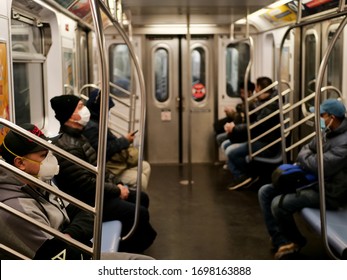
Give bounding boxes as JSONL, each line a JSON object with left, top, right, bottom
{"left": 103, "top": 190, "right": 157, "bottom": 253}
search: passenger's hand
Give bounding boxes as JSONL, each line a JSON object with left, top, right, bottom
{"left": 126, "top": 132, "right": 135, "bottom": 143}
{"left": 224, "top": 122, "right": 235, "bottom": 133}
{"left": 118, "top": 184, "right": 130, "bottom": 200}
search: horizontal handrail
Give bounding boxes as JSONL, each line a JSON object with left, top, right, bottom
{"left": 0, "top": 202, "right": 93, "bottom": 256}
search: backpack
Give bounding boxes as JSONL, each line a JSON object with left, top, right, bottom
{"left": 271, "top": 163, "right": 317, "bottom": 194}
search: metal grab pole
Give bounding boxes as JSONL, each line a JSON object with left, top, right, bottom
{"left": 98, "top": 0, "right": 147, "bottom": 241}
{"left": 314, "top": 14, "right": 347, "bottom": 260}
{"left": 88, "top": 0, "right": 109, "bottom": 260}
{"left": 180, "top": 12, "right": 194, "bottom": 186}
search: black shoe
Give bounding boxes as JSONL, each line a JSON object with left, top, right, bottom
{"left": 227, "top": 175, "right": 252, "bottom": 190}
{"left": 243, "top": 176, "right": 259, "bottom": 189}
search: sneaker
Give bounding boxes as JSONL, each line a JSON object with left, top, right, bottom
{"left": 274, "top": 243, "right": 300, "bottom": 259}
{"left": 243, "top": 176, "right": 259, "bottom": 189}
{"left": 227, "top": 175, "right": 252, "bottom": 190}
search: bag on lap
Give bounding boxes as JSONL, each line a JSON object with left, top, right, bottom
{"left": 107, "top": 146, "right": 139, "bottom": 175}
{"left": 271, "top": 163, "right": 317, "bottom": 194}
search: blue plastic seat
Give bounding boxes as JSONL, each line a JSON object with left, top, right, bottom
{"left": 301, "top": 207, "right": 347, "bottom": 259}
{"left": 91, "top": 220, "right": 122, "bottom": 253}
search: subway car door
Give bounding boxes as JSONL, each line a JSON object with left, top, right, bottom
{"left": 145, "top": 36, "right": 215, "bottom": 164}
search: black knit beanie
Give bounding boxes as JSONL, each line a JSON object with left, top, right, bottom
{"left": 50, "top": 95, "right": 80, "bottom": 125}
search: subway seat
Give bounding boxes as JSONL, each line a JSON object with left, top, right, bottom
{"left": 91, "top": 220, "right": 122, "bottom": 253}
{"left": 300, "top": 207, "right": 347, "bottom": 259}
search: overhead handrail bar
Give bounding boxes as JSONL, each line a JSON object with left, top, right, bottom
{"left": 313, "top": 13, "right": 347, "bottom": 260}
{"left": 94, "top": 0, "right": 147, "bottom": 241}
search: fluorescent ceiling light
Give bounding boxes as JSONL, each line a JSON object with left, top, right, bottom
{"left": 144, "top": 24, "right": 217, "bottom": 28}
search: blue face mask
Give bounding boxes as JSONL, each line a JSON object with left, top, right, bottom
{"left": 320, "top": 117, "right": 326, "bottom": 130}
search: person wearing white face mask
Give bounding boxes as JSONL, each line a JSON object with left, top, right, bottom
{"left": 50, "top": 95, "right": 157, "bottom": 253}
{"left": 0, "top": 123, "right": 91, "bottom": 259}
{"left": 0, "top": 123, "right": 154, "bottom": 260}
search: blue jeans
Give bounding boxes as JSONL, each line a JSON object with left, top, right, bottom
{"left": 221, "top": 139, "right": 232, "bottom": 151}
{"left": 216, "top": 132, "right": 228, "bottom": 147}
{"left": 225, "top": 141, "right": 267, "bottom": 178}
{"left": 258, "top": 183, "right": 320, "bottom": 249}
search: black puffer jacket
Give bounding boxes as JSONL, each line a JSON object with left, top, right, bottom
{"left": 54, "top": 125, "right": 121, "bottom": 206}
{"left": 229, "top": 91, "right": 281, "bottom": 146}
{"left": 297, "top": 118, "right": 347, "bottom": 208}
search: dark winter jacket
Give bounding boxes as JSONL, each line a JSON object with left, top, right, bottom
{"left": 0, "top": 166, "right": 93, "bottom": 259}
{"left": 83, "top": 118, "right": 129, "bottom": 162}
{"left": 53, "top": 125, "right": 122, "bottom": 206}
{"left": 229, "top": 91, "right": 281, "bottom": 149}
{"left": 297, "top": 117, "right": 347, "bottom": 208}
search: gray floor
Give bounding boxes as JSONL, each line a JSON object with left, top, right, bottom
{"left": 144, "top": 163, "right": 330, "bottom": 260}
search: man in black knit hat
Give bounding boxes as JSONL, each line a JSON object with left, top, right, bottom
{"left": 50, "top": 94, "right": 157, "bottom": 253}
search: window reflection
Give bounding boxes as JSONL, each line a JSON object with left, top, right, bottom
{"left": 154, "top": 48, "right": 169, "bottom": 102}
{"left": 326, "top": 29, "right": 342, "bottom": 99}
{"left": 225, "top": 43, "right": 250, "bottom": 98}
{"left": 11, "top": 18, "right": 44, "bottom": 126}
{"left": 109, "top": 44, "right": 131, "bottom": 98}
{"left": 304, "top": 33, "right": 317, "bottom": 108}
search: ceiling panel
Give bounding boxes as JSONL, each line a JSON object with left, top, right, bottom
{"left": 121, "top": 0, "right": 276, "bottom": 25}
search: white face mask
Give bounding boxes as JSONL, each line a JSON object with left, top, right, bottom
{"left": 37, "top": 151, "right": 60, "bottom": 181}
{"left": 75, "top": 106, "right": 91, "bottom": 126}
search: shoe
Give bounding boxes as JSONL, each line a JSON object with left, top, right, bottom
{"left": 243, "top": 176, "right": 259, "bottom": 189}
{"left": 274, "top": 242, "right": 300, "bottom": 259}
{"left": 227, "top": 175, "right": 252, "bottom": 190}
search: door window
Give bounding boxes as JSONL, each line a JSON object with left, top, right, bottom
{"left": 225, "top": 42, "right": 250, "bottom": 97}
{"left": 191, "top": 47, "right": 206, "bottom": 102}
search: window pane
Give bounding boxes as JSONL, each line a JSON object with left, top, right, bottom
{"left": 191, "top": 47, "right": 206, "bottom": 102}
{"left": 304, "top": 33, "right": 317, "bottom": 107}
{"left": 109, "top": 44, "right": 131, "bottom": 98}
{"left": 154, "top": 48, "right": 169, "bottom": 102}
{"left": 326, "top": 30, "right": 342, "bottom": 99}
{"left": 13, "top": 63, "right": 44, "bottom": 126}
{"left": 11, "top": 19, "right": 42, "bottom": 54}
{"left": 11, "top": 18, "right": 45, "bottom": 127}
{"left": 225, "top": 43, "right": 250, "bottom": 98}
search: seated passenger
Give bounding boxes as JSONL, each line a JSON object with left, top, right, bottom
{"left": 226, "top": 77, "right": 281, "bottom": 190}
{"left": 258, "top": 99, "right": 347, "bottom": 259}
{"left": 0, "top": 123, "right": 153, "bottom": 260}
{"left": 50, "top": 95, "right": 157, "bottom": 253}
{"left": 214, "top": 81, "right": 256, "bottom": 146}
{"left": 83, "top": 89, "right": 151, "bottom": 190}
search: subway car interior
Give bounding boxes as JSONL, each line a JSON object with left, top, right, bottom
{"left": 1, "top": 0, "right": 347, "bottom": 260}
